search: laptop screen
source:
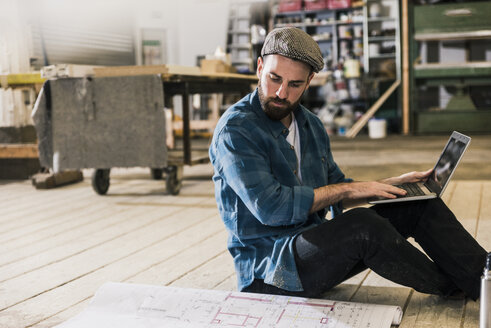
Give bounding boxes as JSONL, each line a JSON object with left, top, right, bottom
{"left": 426, "top": 134, "right": 469, "bottom": 195}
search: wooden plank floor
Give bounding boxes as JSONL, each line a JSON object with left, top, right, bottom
{"left": 0, "top": 166, "right": 489, "bottom": 327}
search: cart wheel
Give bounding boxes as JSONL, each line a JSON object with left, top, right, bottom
{"left": 92, "top": 169, "right": 110, "bottom": 195}
{"left": 151, "top": 168, "right": 163, "bottom": 180}
{"left": 165, "top": 166, "right": 182, "bottom": 195}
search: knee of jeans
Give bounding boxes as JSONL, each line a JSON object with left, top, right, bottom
{"left": 346, "top": 208, "right": 394, "bottom": 242}
{"left": 345, "top": 207, "right": 380, "bottom": 224}
{"left": 419, "top": 197, "right": 451, "bottom": 222}
{"left": 425, "top": 197, "right": 448, "bottom": 212}
{"left": 345, "top": 207, "right": 378, "bottom": 220}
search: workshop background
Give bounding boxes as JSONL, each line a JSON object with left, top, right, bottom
{"left": 0, "top": 0, "right": 490, "bottom": 327}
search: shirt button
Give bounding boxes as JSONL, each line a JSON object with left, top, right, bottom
{"left": 282, "top": 129, "right": 288, "bottom": 134}
{"left": 322, "top": 157, "right": 325, "bottom": 162}
{"left": 290, "top": 145, "right": 294, "bottom": 150}
{"left": 293, "top": 170, "right": 297, "bottom": 175}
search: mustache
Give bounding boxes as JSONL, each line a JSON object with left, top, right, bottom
{"left": 267, "top": 97, "right": 290, "bottom": 105}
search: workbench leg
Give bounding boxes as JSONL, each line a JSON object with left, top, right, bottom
{"left": 182, "top": 82, "right": 191, "bottom": 165}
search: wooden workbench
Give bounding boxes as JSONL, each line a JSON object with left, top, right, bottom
{"left": 0, "top": 144, "right": 38, "bottom": 158}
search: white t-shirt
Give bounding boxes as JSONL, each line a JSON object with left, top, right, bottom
{"left": 286, "top": 113, "right": 302, "bottom": 183}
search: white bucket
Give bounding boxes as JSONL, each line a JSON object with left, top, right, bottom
{"left": 368, "top": 118, "right": 387, "bottom": 139}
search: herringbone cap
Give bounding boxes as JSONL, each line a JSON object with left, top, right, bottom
{"left": 261, "top": 27, "right": 324, "bottom": 72}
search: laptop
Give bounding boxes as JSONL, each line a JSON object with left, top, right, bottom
{"left": 369, "top": 131, "right": 471, "bottom": 204}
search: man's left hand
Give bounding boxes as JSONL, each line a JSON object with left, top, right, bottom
{"left": 381, "top": 169, "right": 433, "bottom": 186}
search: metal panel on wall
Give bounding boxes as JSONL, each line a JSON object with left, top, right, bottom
{"left": 30, "top": 22, "right": 135, "bottom": 69}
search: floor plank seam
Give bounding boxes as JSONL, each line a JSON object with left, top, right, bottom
{"left": 213, "top": 272, "right": 235, "bottom": 290}
{"left": 167, "top": 249, "right": 229, "bottom": 286}
{"left": 0, "top": 191, "right": 104, "bottom": 235}
{"left": 348, "top": 270, "right": 371, "bottom": 301}
{"left": 0, "top": 212, "right": 215, "bottom": 310}
{"left": 446, "top": 181, "right": 458, "bottom": 206}
{"left": 0, "top": 187, "right": 95, "bottom": 224}
{"left": 0, "top": 207, "right": 123, "bottom": 257}
{"left": 0, "top": 209, "right": 151, "bottom": 283}
{"left": 0, "top": 206, "right": 132, "bottom": 268}
{"left": 0, "top": 201, "right": 89, "bottom": 234}
{"left": 115, "top": 201, "right": 218, "bottom": 208}
{"left": 0, "top": 185, "right": 87, "bottom": 212}
{"left": 123, "top": 226, "right": 225, "bottom": 283}
{"left": 474, "top": 182, "right": 484, "bottom": 238}
{"left": 0, "top": 205, "right": 184, "bottom": 274}
{"left": 1, "top": 217, "right": 221, "bottom": 325}
{"left": 0, "top": 271, "right": 90, "bottom": 313}
{"left": 24, "top": 296, "right": 92, "bottom": 328}
{"left": 89, "top": 214, "right": 221, "bottom": 282}
{"left": 460, "top": 298, "right": 469, "bottom": 328}
{"left": 401, "top": 289, "right": 414, "bottom": 318}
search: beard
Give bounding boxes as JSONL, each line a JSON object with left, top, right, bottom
{"left": 258, "top": 79, "right": 302, "bottom": 121}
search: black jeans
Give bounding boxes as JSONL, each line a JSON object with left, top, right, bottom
{"left": 243, "top": 199, "right": 487, "bottom": 300}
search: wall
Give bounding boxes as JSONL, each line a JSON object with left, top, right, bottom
{"left": 135, "top": 0, "right": 230, "bottom": 66}
{"left": 25, "top": 0, "right": 137, "bottom": 67}
{"left": 0, "top": 0, "right": 231, "bottom": 127}
{"left": 0, "top": 0, "right": 31, "bottom": 73}
{"left": 25, "top": 0, "right": 230, "bottom": 67}
{"left": 177, "top": 0, "right": 230, "bottom": 66}
{"left": 2, "top": 0, "right": 232, "bottom": 69}
{"left": 0, "top": 0, "right": 33, "bottom": 127}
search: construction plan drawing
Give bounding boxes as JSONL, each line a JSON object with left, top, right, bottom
{"left": 56, "top": 282, "right": 403, "bottom": 328}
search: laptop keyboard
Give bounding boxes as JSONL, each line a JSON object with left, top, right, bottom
{"left": 396, "top": 183, "right": 426, "bottom": 197}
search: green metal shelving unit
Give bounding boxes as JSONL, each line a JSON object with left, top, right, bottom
{"left": 409, "top": 1, "right": 491, "bottom": 134}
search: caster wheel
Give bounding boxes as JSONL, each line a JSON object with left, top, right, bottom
{"left": 165, "top": 166, "right": 182, "bottom": 195}
{"left": 151, "top": 168, "right": 163, "bottom": 180}
{"left": 92, "top": 169, "right": 110, "bottom": 195}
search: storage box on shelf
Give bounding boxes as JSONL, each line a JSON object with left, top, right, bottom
{"left": 305, "top": 0, "right": 327, "bottom": 11}
{"left": 327, "top": 0, "right": 351, "bottom": 10}
{"left": 278, "top": 0, "right": 303, "bottom": 13}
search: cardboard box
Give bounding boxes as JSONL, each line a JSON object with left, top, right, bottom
{"left": 200, "top": 59, "right": 235, "bottom": 74}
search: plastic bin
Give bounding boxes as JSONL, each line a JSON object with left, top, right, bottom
{"left": 279, "top": 0, "right": 303, "bottom": 12}
{"left": 327, "top": 0, "right": 351, "bottom": 9}
{"left": 305, "top": 0, "right": 327, "bottom": 11}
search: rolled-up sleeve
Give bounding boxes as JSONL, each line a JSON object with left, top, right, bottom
{"left": 212, "top": 124, "right": 314, "bottom": 227}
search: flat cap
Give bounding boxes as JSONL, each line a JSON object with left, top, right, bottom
{"left": 261, "top": 27, "right": 324, "bottom": 73}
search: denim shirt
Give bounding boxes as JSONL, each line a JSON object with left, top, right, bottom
{"left": 209, "top": 89, "right": 349, "bottom": 291}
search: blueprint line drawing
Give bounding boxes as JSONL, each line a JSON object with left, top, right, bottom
{"left": 55, "top": 282, "right": 403, "bottom": 328}
{"left": 211, "top": 307, "right": 263, "bottom": 327}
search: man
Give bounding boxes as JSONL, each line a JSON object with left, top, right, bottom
{"left": 209, "top": 27, "right": 487, "bottom": 300}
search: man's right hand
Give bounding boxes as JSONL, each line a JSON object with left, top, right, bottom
{"left": 310, "top": 181, "right": 407, "bottom": 214}
{"left": 346, "top": 181, "right": 407, "bottom": 200}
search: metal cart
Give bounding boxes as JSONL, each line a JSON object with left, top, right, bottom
{"left": 32, "top": 70, "right": 256, "bottom": 195}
